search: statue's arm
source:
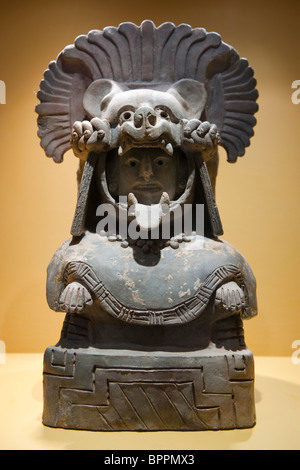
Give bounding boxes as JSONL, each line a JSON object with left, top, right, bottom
{"left": 46, "top": 245, "right": 94, "bottom": 314}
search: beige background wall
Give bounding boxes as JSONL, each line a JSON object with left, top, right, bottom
{"left": 0, "top": 0, "right": 299, "bottom": 355}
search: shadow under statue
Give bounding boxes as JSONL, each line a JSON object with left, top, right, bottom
{"left": 36, "top": 20, "right": 258, "bottom": 431}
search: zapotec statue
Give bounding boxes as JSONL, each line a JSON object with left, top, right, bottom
{"left": 37, "top": 21, "right": 258, "bottom": 431}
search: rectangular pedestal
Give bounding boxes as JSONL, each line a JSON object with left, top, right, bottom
{"left": 43, "top": 346, "right": 255, "bottom": 431}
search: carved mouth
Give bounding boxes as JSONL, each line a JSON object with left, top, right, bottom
{"left": 118, "top": 139, "right": 174, "bottom": 157}
{"left": 117, "top": 120, "right": 179, "bottom": 157}
{"left": 132, "top": 182, "right": 163, "bottom": 191}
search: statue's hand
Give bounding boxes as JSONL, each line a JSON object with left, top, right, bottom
{"left": 215, "top": 281, "right": 246, "bottom": 312}
{"left": 71, "top": 118, "right": 111, "bottom": 160}
{"left": 58, "top": 281, "right": 93, "bottom": 313}
{"left": 182, "top": 119, "right": 220, "bottom": 160}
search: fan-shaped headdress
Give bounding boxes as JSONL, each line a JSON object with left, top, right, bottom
{"left": 36, "top": 20, "right": 258, "bottom": 237}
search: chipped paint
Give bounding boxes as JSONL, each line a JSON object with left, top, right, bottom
{"left": 132, "top": 290, "right": 146, "bottom": 306}
{"left": 117, "top": 263, "right": 135, "bottom": 289}
{"left": 178, "top": 288, "right": 191, "bottom": 298}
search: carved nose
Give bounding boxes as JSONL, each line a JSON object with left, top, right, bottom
{"left": 139, "top": 155, "right": 154, "bottom": 181}
{"left": 134, "top": 106, "right": 157, "bottom": 128}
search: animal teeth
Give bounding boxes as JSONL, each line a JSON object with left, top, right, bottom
{"left": 127, "top": 192, "right": 138, "bottom": 207}
{"left": 160, "top": 192, "right": 170, "bottom": 214}
{"left": 117, "top": 141, "right": 174, "bottom": 156}
{"left": 159, "top": 192, "right": 170, "bottom": 205}
{"left": 165, "top": 142, "right": 173, "bottom": 156}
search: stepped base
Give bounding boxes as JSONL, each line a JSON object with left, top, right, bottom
{"left": 43, "top": 346, "right": 255, "bottom": 431}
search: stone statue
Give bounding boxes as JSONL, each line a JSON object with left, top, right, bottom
{"left": 36, "top": 21, "right": 258, "bottom": 431}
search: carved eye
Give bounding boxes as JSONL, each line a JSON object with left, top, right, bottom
{"left": 157, "top": 108, "right": 169, "bottom": 120}
{"left": 125, "top": 157, "right": 140, "bottom": 168}
{"left": 119, "top": 110, "right": 134, "bottom": 123}
{"left": 154, "top": 156, "right": 171, "bottom": 167}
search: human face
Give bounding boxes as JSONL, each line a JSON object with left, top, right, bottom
{"left": 106, "top": 148, "right": 178, "bottom": 205}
